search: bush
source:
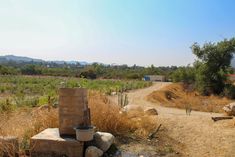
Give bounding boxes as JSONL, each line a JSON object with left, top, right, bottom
{"left": 21, "top": 65, "right": 42, "bottom": 75}
{"left": 79, "top": 70, "right": 97, "bottom": 79}
{"left": 171, "top": 66, "right": 195, "bottom": 84}
{"left": 192, "top": 38, "right": 235, "bottom": 95}
{"left": 223, "top": 84, "right": 235, "bottom": 99}
{"left": 0, "top": 99, "right": 14, "bottom": 112}
{"left": 88, "top": 91, "right": 158, "bottom": 137}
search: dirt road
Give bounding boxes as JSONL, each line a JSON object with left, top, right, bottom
{"left": 125, "top": 82, "right": 235, "bottom": 157}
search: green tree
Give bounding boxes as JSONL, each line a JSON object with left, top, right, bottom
{"left": 21, "top": 65, "right": 42, "bottom": 75}
{"left": 191, "top": 38, "right": 235, "bottom": 95}
{"left": 171, "top": 66, "right": 195, "bottom": 84}
{"left": 79, "top": 69, "right": 97, "bottom": 79}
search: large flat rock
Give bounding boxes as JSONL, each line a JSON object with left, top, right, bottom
{"left": 30, "top": 128, "right": 84, "bottom": 157}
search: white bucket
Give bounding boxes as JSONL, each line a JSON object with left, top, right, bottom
{"left": 74, "top": 126, "right": 95, "bottom": 141}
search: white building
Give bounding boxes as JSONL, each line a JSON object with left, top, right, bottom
{"left": 143, "top": 75, "right": 166, "bottom": 82}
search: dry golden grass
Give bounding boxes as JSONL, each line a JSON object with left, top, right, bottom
{"left": 0, "top": 107, "right": 58, "bottom": 156}
{"left": 88, "top": 91, "right": 158, "bottom": 137}
{"left": 147, "top": 83, "right": 232, "bottom": 113}
{"left": 0, "top": 91, "right": 158, "bottom": 155}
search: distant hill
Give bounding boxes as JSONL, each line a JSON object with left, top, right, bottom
{"left": 0, "top": 55, "right": 89, "bottom": 65}
{"left": 0, "top": 55, "right": 44, "bottom": 63}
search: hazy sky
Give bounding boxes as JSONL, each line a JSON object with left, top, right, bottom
{"left": 0, "top": 0, "right": 235, "bottom": 66}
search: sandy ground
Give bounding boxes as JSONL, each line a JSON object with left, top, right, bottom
{"left": 116, "top": 82, "right": 235, "bottom": 157}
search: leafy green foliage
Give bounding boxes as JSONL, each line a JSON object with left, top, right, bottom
{"left": 79, "top": 69, "right": 97, "bottom": 79}
{"left": 0, "top": 99, "right": 15, "bottom": 112}
{"left": 0, "top": 76, "right": 152, "bottom": 109}
{"left": 170, "top": 38, "right": 235, "bottom": 97}
{"left": 192, "top": 38, "right": 235, "bottom": 95}
{"left": 171, "top": 66, "right": 195, "bottom": 84}
{"left": 223, "top": 84, "right": 235, "bottom": 99}
{"left": 0, "top": 65, "right": 18, "bottom": 75}
{"left": 21, "top": 65, "right": 42, "bottom": 75}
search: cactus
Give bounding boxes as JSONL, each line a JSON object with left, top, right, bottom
{"left": 124, "top": 94, "right": 128, "bottom": 107}
{"left": 185, "top": 104, "right": 192, "bottom": 116}
{"left": 118, "top": 93, "right": 129, "bottom": 107}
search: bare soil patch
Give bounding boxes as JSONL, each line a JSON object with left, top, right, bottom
{"left": 147, "top": 83, "right": 232, "bottom": 113}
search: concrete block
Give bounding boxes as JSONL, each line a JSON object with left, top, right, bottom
{"left": 30, "top": 128, "right": 84, "bottom": 157}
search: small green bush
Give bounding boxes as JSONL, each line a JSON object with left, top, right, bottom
{"left": 223, "top": 84, "right": 235, "bottom": 99}
{"left": 0, "top": 99, "right": 14, "bottom": 112}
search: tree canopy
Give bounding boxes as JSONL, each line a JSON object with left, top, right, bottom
{"left": 192, "top": 38, "right": 235, "bottom": 95}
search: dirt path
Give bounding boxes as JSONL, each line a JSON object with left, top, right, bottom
{"left": 123, "top": 82, "right": 235, "bottom": 157}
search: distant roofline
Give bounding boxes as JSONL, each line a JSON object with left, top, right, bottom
{"left": 144, "top": 75, "right": 165, "bottom": 76}
{"left": 227, "top": 74, "right": 235, "bottom": 76}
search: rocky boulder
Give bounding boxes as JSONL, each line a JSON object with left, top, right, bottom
{"left": 122, "top": 105, "right": 144, "bottom": 113}
{"left": 85, "top": 146, "right": 103, "bottom": 157}
{"left": 223, "top": 102, "right": 235, "bottom": 116}
{"left": 144, "top": 107, "right": 158, "bottom": 115}
{"left": 93, "top": 132, "right": 115, "bottom": 152}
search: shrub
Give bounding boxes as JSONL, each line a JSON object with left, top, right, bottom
{"left": 88, "top": 91, "right": 157, "bottom": 137}
{"left": 0, "top": 99, "right": 14, "bottom": 112}
{"left": 171, "top": 66, "right": 195, "bottom": 84}
{"left": 223, "top": 84, "right": 235, "bottom": 99}
{"left": 79, "top": 70, "right": 97, "bottom": 79}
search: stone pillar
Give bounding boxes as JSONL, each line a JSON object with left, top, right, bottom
{"left": 59, "top": 88, "right": 88, "bottom": 136}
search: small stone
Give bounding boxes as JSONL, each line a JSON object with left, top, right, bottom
{"left": 85, "top": 146, "right": 103, "bottom": 157}
{"left": 122, "top": 105, "right": 144, "bottom": 113}
{"left": 111, "top": 92, "right": 117, "bottom": 96}
{"left": 93, "top": 132, "right": 115, "bottom": 152}
{"left": 144, "top": 107, "right": 158, "bottom": 115}
{"left": 223, "top": 102, "right": 235, "bottom": 116}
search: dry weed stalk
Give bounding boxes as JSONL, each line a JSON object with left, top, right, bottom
{"left": 0, "top": 139, "right": 18, "bottom": 157}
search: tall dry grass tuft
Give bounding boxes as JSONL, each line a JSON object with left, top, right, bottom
{"left": 0, "top": 108, "right": 58, "bottom": 154}
{"left": 88, "top": 91, "right": 158, "bottom": 137}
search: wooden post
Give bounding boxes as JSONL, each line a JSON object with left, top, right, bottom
{"left": 211, "top": 116, "right": 233, "bottom": 122}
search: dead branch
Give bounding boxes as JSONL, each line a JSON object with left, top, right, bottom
{"left": 211, "top": 116, "right": 233, "bottom": 122}
{"left": 148, "top": 124, "right": 162, "bottom": 140}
